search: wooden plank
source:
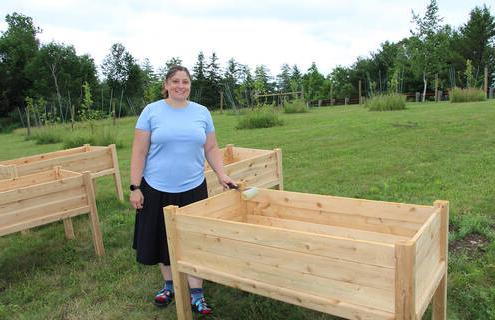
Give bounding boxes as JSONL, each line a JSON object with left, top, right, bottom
{"left": 0, "top": 145, "right": 88, "bottom": 165}
{"left": 274, "top": 148, "right": 283, "bottom": 190}
{"left": 14, "top": 148, "right": 112, "bottom": 176}
{"left": 0, "top": 175, "right": 84, "bottom": 205}
{"left": 432, "top": 200, "right": 449, "bottom": 320}
{"left": 83, "top": 171, "right": 104, "bottom": 257}
{"left": 180, "top": 230, "right": 395, "bottom": 290}
{"left": 417, "top": 261, "right": 446, "bottom": 319}
{"left": 164, "top": 205, "right": 193, "bottom": 320}
{"left": 0, "top": 206, "right": 89, "bottom": 236}
{"left": 109, "top": 144, "right": 124, "bottom": 201}
{"left": 180, "top": 246, "right": 394, "bottom": 312}
{"left": 249, "top": 188, "right": 433, "bottom": 223}
{"left": 414, "top": 210, "right": 441, "bottom": 265}
{"left": 395, "top": 241, "right": 416, "bottom": 319}
{"left": 246, "top": 214, "right": 409, "bottom": 244}
{"left": 0, "top": 170, "right": 57, "bottom": 191}
{"left": 177, "top": 189, "right": 241, "bottom": 216}
{"left": 0, "top": 194, "right": 88, "bottom": 226}
{"left": 175, "top": 214, "right": 395, "bottom": 267}
{"left": 0, "top": 185, "right": 87, "bottom": 214}
{"left": 91, "top": 168, "right": 115, "bottom": 178}
{"left": 253, "top": 203, "right": 420, "bottom": 237}
{"left": 178, "top": 261, "right": 395, "bottom": 320}
{"left": 63, "top": 218, "right": 75, "bottom": 239}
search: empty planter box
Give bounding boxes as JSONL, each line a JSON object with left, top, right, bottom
{"left": 0, "top": 144, "right": 123, "bottom": 201}
{"left": 0, "top": 167, "right": 104, "bottom": 256}
{"left": 205, "top": 144, "right": 283, "bottom": 196}
{"left": 164, "top": 188, "right": 448, "bottom": 320}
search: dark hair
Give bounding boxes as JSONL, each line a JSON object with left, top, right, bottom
{"left": 162, "top": 65, "right": 192, "bottom": 98}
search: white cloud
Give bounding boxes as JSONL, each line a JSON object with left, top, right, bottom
{"left": 1, "top": 0, "right": 492, "bottom": 76}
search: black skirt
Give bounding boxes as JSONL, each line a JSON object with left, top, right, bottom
{"left": 132, "top": 178, "right": 208, "bottom": 265}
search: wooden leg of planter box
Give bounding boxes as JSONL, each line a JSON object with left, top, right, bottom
{"left": 275, "top": 148, "right": 284, "bottom": 190}
{"left": 109, "top": 144, "right": 124, "bottom": 201}
{"left": 164, "top": 205, "right": 192, "bottom": 320}
{"left": 63, "top": 218, "right": 75, "bottom": 239}
{"left": 395, "top": 241, "right": 416, "bottom": 319}
{"left": 432, "top": 200, "right": 449, "bottom": 320}
{"left": 83, "top": 172, "right": 105, "bottom": 257}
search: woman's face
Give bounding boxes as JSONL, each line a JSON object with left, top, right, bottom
{"left": 164, "top": 71, "right": 191, "bottom": 101}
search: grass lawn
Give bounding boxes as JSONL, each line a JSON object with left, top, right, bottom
{"left": 0, "top": 100, "right": 494, "bottom": 319}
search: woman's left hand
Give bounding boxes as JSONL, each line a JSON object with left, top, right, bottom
{"left": 217, "top": 173, "right": 237, "bottom": 189}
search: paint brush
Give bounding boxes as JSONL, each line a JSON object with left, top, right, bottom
{"left": 227, "top": 182, "right": 259, "bottom": 200}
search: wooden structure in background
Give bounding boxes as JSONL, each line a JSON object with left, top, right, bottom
{"left": 0, "top": 168, "right": 105, "bottom": 256}
{"left": 0, "top": 144, "right": 123, "bottom": 201}
{"left": 205, "top": 145, "right": 283, "bottom": 196}
{"left": 164, "top": 188, "right": 448, "bottom": 320}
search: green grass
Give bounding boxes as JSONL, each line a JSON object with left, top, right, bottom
{"left": 236, "top": 105, "right": 283, "bottom": 129}
{"left": 1, "top": 100, "right": 495, "bottom": 319}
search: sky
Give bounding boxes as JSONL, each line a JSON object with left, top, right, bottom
{"left": 0, "top": 0, "right": 492, "bottom": 77}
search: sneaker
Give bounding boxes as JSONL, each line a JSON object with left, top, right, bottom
{"left": 154, "top": 288, "right": 174, "bottom": 307}
{"left": 191, "top": 297, "right": 213, "bottom": 315}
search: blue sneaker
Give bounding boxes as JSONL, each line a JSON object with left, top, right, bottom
{"left": 154, "top": 288, "right": 174, "bottom": 307}
{"left": 191, "top": 296, "right": 213, "bottom": 315}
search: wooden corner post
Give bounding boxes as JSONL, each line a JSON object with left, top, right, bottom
{"left": 164, "top": 205, "right": 192, "bottom": 320}
{"left": 109, "top": 144, "right": 124, "bottom": 201}
{"left": 225, "top": 144, "right": 234, "bottom": 164}
{"left": 274, "top": 148, "right": 284, "bottom": 190}
{"left": 432, "top": 200, "right": 449, "bottom": 320}
{"left": 395, "top": 240, "right": 416, "bottom": 319}
{"left": 82, "top": 171, "right": 105, "bottom": 256}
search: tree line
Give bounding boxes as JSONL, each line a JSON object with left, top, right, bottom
{"left": 0, "top": 0, "right": 494, "bottom": 126}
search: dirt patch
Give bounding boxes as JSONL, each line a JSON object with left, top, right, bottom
{"left": 450, "top": 233, "right": 489, "bottom": 256}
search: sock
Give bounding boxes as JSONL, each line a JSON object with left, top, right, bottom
{"left": 164, "top": 280, "right": 174, "bottom": 293}
{"left": 190, "top": 287, "right": 204, "bottom": 304}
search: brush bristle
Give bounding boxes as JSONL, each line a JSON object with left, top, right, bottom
{"left": 241, "top": 187, "right": 259, "bottom": 200}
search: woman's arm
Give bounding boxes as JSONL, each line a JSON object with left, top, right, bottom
{"left": 204, "top": 132, "right": 236, "bottom": 188}
{"left": 129, "top": 129, "right": 150, "bottom": 209}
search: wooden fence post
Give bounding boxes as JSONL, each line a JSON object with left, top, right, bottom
{"left": 83, "top": 171, "right": 105, "bottom": 257}
{"left": 484, "top": 67, "right": 488, "bottom": 98}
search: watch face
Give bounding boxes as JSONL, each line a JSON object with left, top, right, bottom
{"left": 130, "top": 184, "right": 139, "bottom": 191}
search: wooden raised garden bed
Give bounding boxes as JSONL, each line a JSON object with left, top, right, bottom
{"left": 0, "top": 144, "right": 123, "bottom": 201}
{"left": 0, "top": 167, "right": 104, "bottom": 256}
{"left": 164, "top": 188, "right": 448, "bottom": 320}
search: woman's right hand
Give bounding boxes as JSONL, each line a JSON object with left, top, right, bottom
{"left": 130, "top": 189, "right": 144, "bottom": 210}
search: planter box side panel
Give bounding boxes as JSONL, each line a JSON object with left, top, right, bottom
{"left": 175, "top": 215, "right": 395, "bottom": 314}
{"left": 14, "top": 148, "right": 113, "bottom": 176}
{"left": 206, "top": 152, "right": 280, "bottom": 196}
{"left": 248, "top": 200, "right": 422, "bottom": 237}
{"left": 414, "top": 210, "right": 444, "bottom": 316}
{"left": 0, "top": 145, "right": 87, "bottom": 166}
{"left": 0, "top": 176, "right": 88, "bottom": 236}
{"left": 250, "top": 189, "right": 433, "bottom": 224}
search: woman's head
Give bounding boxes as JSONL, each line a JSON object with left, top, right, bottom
{"left": 162, "top": 65, "right": 192, "bottom": 100}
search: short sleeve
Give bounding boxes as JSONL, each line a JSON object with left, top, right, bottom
{"left": 205, "top": 109, "right": 215, "bottom": 133}
{"left": 136, "top": 105, "right": 151, "bottom": 131}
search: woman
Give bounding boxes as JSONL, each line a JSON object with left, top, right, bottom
{"left": 129, "top": 65, "right": 235, "bottom": 315}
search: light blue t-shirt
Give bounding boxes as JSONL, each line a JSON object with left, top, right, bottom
{"left": 136, "top": 100, "right": 215, "bottom": 192}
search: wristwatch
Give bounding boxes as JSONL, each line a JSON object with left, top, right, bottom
{"left": 129, "top": 184, "right": 141, "bottom": 191}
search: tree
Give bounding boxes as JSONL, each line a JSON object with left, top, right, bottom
{"left": 0, "top": 12, "right": 40, "bottom": 117}
{"left": 290, "top": 65, "right": 303, "bottom": 94}
{"left": 302, "top": 62, "right": 326, "bottom": 100}
{"left": 191, "top": 51, "right": 207, "bottom": 103}
{"left": 276, "top": 63, "right": 292, "bottom": 93}
{"left": 408, "top": 0, "right": 450, "bottom": 101}
{"left": 253, "top": 65, "right": 273, "bottom": 98}
{"left": 458, "top": 5, "right": 495, "bottom": 80}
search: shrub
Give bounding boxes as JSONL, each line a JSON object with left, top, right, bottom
{"left": 450, "top": 88, "right": 486, "bottom": 103}
{"left": 26, "top": 127, "right": 64, "bottom": 145}
{"left": 62, "top": 126, "right": 124, "bottom": 149}
{"left": 283, "top": 99, "right": 309, "bottom": 113}
{"left": 365, "top": 93, "right": 406, "bottom": 111}
{"left": 236, "top": 106, "right": 283, "bottom": 129}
